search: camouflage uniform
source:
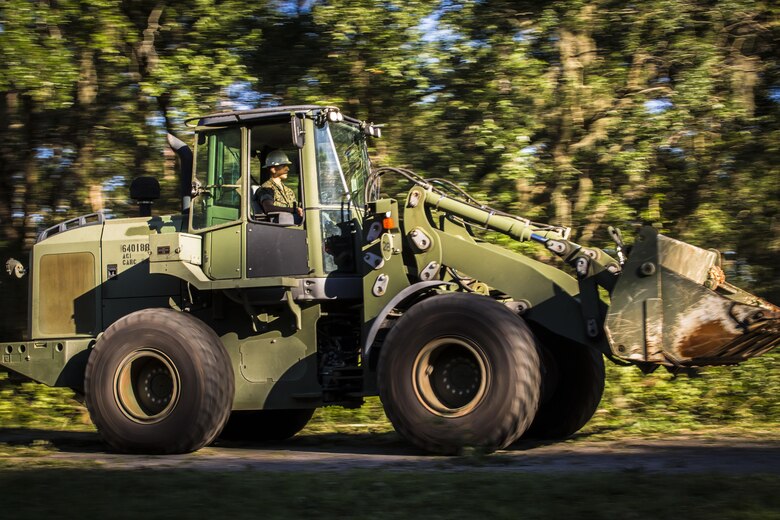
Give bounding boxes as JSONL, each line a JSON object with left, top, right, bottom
{"left": 258, "top": 179, "right": 297, "bottom": 210}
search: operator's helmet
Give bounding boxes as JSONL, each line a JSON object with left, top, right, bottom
{"left": 264, "top": 150, "right": 292, "bottom": 168}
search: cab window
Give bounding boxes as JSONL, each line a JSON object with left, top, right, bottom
{"left": 248, "top": 122, "right": 301, "bottom": 222}
{"left": 191, "top": 127, "right": 242, "bottom": 230}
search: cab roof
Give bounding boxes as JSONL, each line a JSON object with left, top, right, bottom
{"left": 187, "top": 105, "right": 337, "bottom": 127}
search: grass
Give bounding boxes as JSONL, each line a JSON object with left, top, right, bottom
{"left": 1, "top": 361, "right": 778, "bottom": 519}
{"left": 0, "top": 469, "right": 778, "bottom": 519}
{"left": 2, "top": 357, "right": 779, "bottom": 440}
{"left": 0, "top": 350, "right": 777, "bottom": 445}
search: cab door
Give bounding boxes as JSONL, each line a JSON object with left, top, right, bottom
{"left": 245, "top": 116, "right": 309, "bottom": 278}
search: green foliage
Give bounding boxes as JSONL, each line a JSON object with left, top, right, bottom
{"left": 0, "top": 371, "right": 90, "bottom": 430}
{"left": 2, "top": 349, "right": 776, "bottom": 437}
{"left": 0, "top": 0, "right": 79, "bottom": 107}
{"left": 305, "top": 397, "right": 392, "bottom": 435}
{"left": 588, "top": 351, "right": 780, "bottom": 436}
{"left": 320, "top": 352, "right": 779, "bottom": 438}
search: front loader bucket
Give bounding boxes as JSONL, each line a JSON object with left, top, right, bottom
{"left": 605, "top": 227, "right": 780, "bottom": 367}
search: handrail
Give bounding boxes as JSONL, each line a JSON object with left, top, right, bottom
{"left": 37, "top": 211, "right": 106, "bottom": 242}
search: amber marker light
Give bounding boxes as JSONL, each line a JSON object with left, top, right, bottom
{"left": 382, "top": 211, "right": 395, "bottom": 230}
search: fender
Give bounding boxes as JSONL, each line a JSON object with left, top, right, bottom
{"left": 363, "top": 281, "right": 455, "bottom": 360}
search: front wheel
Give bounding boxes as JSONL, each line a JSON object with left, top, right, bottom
{"left": 84, "top": 309, "right": 234, "bottom": 454}
{"left": 378, "top": 293, "right": 541, "bottom": 454}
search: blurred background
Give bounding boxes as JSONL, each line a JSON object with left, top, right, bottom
{"left": 0, "top": 0, "right": 777, "bottom": 431}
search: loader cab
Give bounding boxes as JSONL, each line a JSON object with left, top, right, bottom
{"left": 187, "top": 106, "right": 373, "bottom": 281}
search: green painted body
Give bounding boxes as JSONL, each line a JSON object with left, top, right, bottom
{"left": 2, "top": 105, "right": 777, "bottom": 414}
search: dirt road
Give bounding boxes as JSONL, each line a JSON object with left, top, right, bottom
{"left": 1, "top": 428, "right": 778, "bottom": 473}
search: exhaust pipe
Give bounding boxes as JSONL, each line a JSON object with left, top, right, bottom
{"left": 167, "top": 133, "right": 193, "bottom": 213}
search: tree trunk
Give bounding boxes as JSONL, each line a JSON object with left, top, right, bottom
{"left": 0, "top": 92, "right": 19, "bottom": 246}
{"left": 20, "top": 95, "right": 40, "bottom": 248}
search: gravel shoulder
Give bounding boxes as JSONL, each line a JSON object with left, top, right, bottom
{"left": 0, "top": 428, "right": 778, "bottom": 473}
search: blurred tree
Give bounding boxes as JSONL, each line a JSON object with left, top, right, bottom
{"left": 240, "top": 0, "right": 778, "bottom": 304}
{"left": 1, "top": 0, "right": 778, "bottom": 338}
{"left": 0, "top": 0, "right": 269, "bottom": 337}
{"left": 242, "top": 0, "right": 438, "bottom": 169}
{"left": 0, "top": 0, "right": 79, "bottom": 246}
{"left": 415, "top": 0, "right": 780, "bottom": 300}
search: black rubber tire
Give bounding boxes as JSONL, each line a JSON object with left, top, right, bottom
{"left": 84, "top": 309, "right": 235, "bottom": 454}
{"left": 524, "top": 341, "right": 605, "bottom": 439}
{"left": 219, "top": 408, "right": 315, "bottom": 442}
{"left": 378, "top": 293, "right": 541, "bottom": 455}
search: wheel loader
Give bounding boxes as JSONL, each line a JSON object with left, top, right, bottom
{"left": 2, "top": 105, "right": 778, "bottom": 454}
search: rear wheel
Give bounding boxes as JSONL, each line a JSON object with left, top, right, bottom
{"left": 378, "top": 293, "right": 541, "bottom": 454}
{"left": 84, "top": 309, "right": 234, "bottom": 454}
{"left": 525, "top": 341, "right": 605, "bottom": 439}
{"left": 219, "top": 408, "right": 315, "bottom": 442}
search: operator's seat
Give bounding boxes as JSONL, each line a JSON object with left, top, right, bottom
{"left": 250, "top": 184, "right": 264, "bottom": 218}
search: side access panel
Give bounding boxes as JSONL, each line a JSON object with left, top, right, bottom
{"left": 196, "top": 303, "right": 322, "bottom": 411}
{"left": 203, "top": 224, "right": 243, "bottom": 279}
{"left": 246, "top": 223, "right": 309, "bottom": 277}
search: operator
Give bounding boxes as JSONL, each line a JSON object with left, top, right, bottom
{"left": 256, "top": 150, "right": 304, "bottom": 225}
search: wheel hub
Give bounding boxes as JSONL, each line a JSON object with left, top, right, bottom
{"left": 113, "top": 349, "right": 180, "bottom": 424}
{"left": 412, "top": 337, "right": 489, "bottom": 417}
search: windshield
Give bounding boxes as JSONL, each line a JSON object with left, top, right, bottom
{"left": 314, "top": 120, "right": 371, "bottom": 273}
{"left": 314, "top": 122, "right": 371, "bottom": 208}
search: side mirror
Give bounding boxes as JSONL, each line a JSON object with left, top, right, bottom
{"left": 291, "top": 115, "right": 305, "bottom": 148}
